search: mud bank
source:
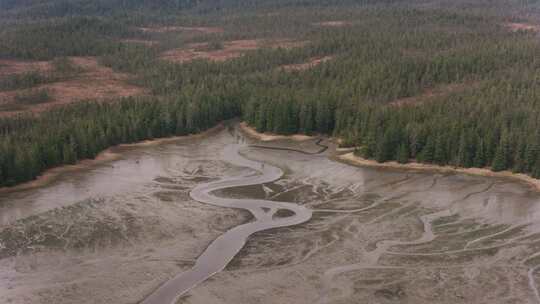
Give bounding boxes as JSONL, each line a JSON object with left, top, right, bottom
{"left": 0, "top": 124, "right": 225, "bottom": 195}
{"left": 338, "top": 152, "right": 540, "bottom": 193}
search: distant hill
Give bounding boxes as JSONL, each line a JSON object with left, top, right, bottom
{"left": 0, "top": 0, "right": 199, "bottom": 17}
{"left": 0, "top": 0, "right": 401, "bottom": 19}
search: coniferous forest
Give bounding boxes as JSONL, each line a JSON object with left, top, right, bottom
{"left": 1, "top": 0, "right": 540, "bottom": 186}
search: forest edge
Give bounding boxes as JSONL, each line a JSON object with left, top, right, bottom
{"left": 241, "top": 122, "right": 540, "bottom": 192}
{"left": 3, "top": 121, "right": 540, "bottom": 195}
{"left": 0, "top": 123, "right": 225, "bottom": 194}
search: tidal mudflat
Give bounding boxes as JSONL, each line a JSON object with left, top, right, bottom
{"left": 1, "top": 124, "right": 540, "bottom": 304}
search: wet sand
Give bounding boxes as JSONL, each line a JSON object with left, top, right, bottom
{"left": 1, "top": 123, "right": 540, "bottom": 304}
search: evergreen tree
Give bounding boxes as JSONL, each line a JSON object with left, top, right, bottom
{"left": 397, "top": 143, "right": 409, "bottom": 164}
{"left": 434, "top": 135, "right": 447, "bottom": 165}
{"left": 418, "top": 137, "right": 435, "bottom": 163}
{"left": 492, "top": 136, "right": 509, "bottom": 172}
{"left": 473, "top": 139, "right": 486, "bottom": 168}
{"left": 360, "top": 132, "right": 377, "bottom": 159}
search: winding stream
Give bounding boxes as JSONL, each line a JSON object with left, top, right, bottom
{"left": 142, "top": 137, "right": 318, "bottom": 304}
{"left": 142, "top": 131, "right": 540, "bottom": 304}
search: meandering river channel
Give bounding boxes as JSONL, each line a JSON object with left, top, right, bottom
{"left": 142, "top": 141, "right": 315, "bottom": 304}
{"left": 2, "top": 123, "right": 540, "bottom": 304}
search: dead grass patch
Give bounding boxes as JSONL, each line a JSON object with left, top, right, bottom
{"left": 0, "top": 59, "right": 52, "bottom": 78}
{"left": 262, "top": 39, "right": 308, "bottom": 49}
{"left": 505, "top": 22, "right": 540, "bottom": 32}
{"left": 280, "top": 56, "right": 333, "bottom": 71}
{"left": 161, "top": 39, "right": 307, "bottom": 63}
{"left": 0, "top": 57, "right": 145, "bottom": 116}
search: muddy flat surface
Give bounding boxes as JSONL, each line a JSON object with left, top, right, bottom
{"left": 1, "top": 125, "right": 540, "bottom": 303}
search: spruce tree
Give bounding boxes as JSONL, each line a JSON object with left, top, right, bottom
{"left": 434, "top": 135, "right": 447, "bottom": 165}
{"left": 397, "top": 143, "right": 409, "bottom": 164}
{"left": 492, "top": 142, "right": 508, "bottom": 172}
{"left": 473, "top": 139, "right": 486, "bottom": 168}
{"left": 418, "top": 137, "right": 435, "bottom": 163}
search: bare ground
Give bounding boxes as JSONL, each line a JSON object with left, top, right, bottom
{"left": 0, "top": 59, "right": 52, "bottom": 78}
{"left": 506, "top": 22, "right": 540, "bottom": 32}
{"left": 0, "top": 57, "right": 145, "bottom": 116}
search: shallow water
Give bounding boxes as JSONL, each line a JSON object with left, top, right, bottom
{"left": 2, "top": 123, "right": 540, "bottom": 304}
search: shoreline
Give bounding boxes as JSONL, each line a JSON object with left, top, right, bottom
{"left": 5, "top": 120, "right": 539, "bottom": 194}
{"left": 239, "top": 122, "right": 313, "bottom": 142}
{"left": 239, "top": 122, "right": 540, "bottom": 193}
{"left": 0, "top": 124, "right": 224, "bottom": 194}
{"left": 337, "top": 152, "right": 540, "bottom": 192}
